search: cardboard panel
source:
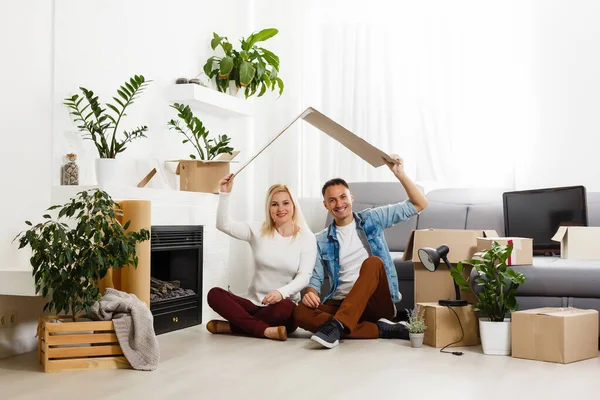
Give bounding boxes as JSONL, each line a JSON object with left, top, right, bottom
{"left": 233, "top": 107, "right": 398, "bottom": 178}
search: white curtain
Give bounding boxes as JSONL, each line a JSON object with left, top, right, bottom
{"left": 294, "top": 1, "right": 535, "bottom": 197}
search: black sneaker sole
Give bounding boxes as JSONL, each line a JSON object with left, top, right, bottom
{"left": 310, "top": 334, "right": 339, "bottom": 349}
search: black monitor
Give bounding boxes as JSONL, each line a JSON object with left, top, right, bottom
{"left": 503, "top": 186, "right": 588, "bottom": 254}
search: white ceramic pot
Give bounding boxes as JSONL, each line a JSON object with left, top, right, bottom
{"left": 409, "top": 332, "right": 424, "bottom": 348}
{"left": 228, "top": 80, "right": 244, "bottom": 97}
{"left": 95, "top": 158, "right": 125, "bottom": 187}
{"left": 479, "top": 318, "right": 511, "bottom": 355}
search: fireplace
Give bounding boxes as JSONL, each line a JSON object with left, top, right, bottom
{"left": 150, "top": 225, "right": 203, "bottom": 335}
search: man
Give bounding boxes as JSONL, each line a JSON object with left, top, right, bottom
{"left": 293, "top": 155, "right": 428, "bottom": 348}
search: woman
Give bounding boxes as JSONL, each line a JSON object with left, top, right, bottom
{"left": 206, "top": 173, "right": 317, "bottom": 341}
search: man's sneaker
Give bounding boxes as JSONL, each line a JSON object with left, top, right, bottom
{"left": 376, "top": 318, "right": 409, "bottom": 339}
{"left": 311, "top": 319, "right": 343, "bottom": 349}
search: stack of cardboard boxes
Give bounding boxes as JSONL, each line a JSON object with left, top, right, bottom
{"left": 404, "top": 226, "right": 599, "bottom": 364}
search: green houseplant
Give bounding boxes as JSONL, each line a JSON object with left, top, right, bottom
{"left": 168, "top": 103, "right": 234, "bottom": 160}
{"left": 402, "top": 305, "right": 427, "bottom": 348}
{"left": 449, "top": 241, "right": 527, "bottom": 355}
{"left": 15, "top": 189, "right": 150, "bottom": 322}
{"left": 64, "top": 75, "right": 151, "bottom": 159}
{"left": 64, "top": 75, "right": 151, "bottom": 186}
{"left": 203, "top": 28, "right": 284, "bottom": 98}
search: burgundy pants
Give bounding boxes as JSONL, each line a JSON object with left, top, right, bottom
{"left": 206, "top": 287, "right": 297, "bottom": 338}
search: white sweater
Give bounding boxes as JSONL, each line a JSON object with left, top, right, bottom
{"left": 216, "top": 192, "right": 317, "bottom": 306}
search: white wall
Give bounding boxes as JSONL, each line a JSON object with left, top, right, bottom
{"left": 0, "top": 1, "right": 53, "bottom": 273}
{"left": 0, "top": 0, "right": 255, "bottom": 359}
{"left": 516, "top": 0, "right": 600, "bottom": 191}
{"left": 0, "top": 0, "right": 54, "bottom": 360}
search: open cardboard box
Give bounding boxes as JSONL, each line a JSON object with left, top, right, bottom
{"left": 476, "top": 237, "right": 533, "bottom": 265}
{"left": 168, "top": 152, "right": 239, "bottom": 194}
{"left": 403, "top": 229, "right": 498, "bottom": 305}
{"left": 551, "top": 226, "right": 600, "bottom": 260}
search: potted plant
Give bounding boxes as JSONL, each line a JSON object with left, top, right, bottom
{"left": 450, "top": 241, "right": 527, "bottom": 355}
{"left": 63, "top": 75, "right": 151, "bottom": 186}
{"left": 203, "top": 28, "right": 284, "bottom": 98}
{"left": 402, "top": 305, "right": 427, "bottom": 348}
{"left": 16, "top": 189, "right": 150, "bottom": 372}
{"left": 16, "top": 188, "right": 150, "bottom": 321}
{"left": 167, "top": 103, "right": 236, "bottom": 193}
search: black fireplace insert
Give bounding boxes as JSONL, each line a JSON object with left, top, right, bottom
{"left": 150, "top": 225, "right": 203, "bottom": 335}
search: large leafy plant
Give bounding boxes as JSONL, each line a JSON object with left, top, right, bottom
{"left": 15, "top": 189, "right": 150, "bottom": 321}
{"left": 167, "top": 103, "right": 234, "bottom": 160}
{"left": 64, "top": 75, "right": 151, "bottom": 158}
{"left": 450, "top": 242, "right": 527, "bottom": 322}
{"left": 203, "top": 28, "right": 284, "bottom": 98}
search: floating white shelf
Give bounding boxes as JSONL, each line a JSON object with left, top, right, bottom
{"left": 166, "top": 83, "right": 253, "bottom": 118}
{"left": 0, "top": 270, "right": 38, "bottom": 296}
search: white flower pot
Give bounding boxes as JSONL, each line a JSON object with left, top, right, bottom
{"left": 95, "top": 158, "right": 129, "bottom": 187}
{"left": 409, "top": 332, "right": 424, "bottom": 348}
{"left": 479, "top": 318, "right": 511, "bottom": 355}
{"left": 228, "top": 81, "right": 245, "bottom": 98}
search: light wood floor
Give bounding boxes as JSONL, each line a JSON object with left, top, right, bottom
{"left": 1, "top": 325, "right": 599, "bottom": 400}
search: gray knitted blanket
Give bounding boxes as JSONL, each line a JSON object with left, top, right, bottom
{"left": 90, "top": 288, "right": 160, "bottom": 371}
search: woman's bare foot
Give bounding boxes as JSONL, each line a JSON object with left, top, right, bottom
{"left": 264, "top": 326, "right": 287, "bottom": 341}
{"left": 206, "top": 320, "right": 231, "bottom": 334}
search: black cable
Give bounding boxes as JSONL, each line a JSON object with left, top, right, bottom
{"left": 440, "top": 305, "right": 464, "bottom": 356}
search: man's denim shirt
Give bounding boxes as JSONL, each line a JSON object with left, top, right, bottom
{"left": 308, "top": 200, "right": 418, "bottom": 303}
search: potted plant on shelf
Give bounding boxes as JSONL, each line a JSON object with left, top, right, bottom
{"left": 15, "top": 189, "right": 150, "bottom": 372}
{"left": 203, "top": 28, "right": 284, "bottom": 98}
{"left": 402, "top": 305, "right": 427, "bottom": 348}
{"left": 167, "top": 103, "right": 237, "bottom": 193}
{"left": 450, "top": 241, "right": 527, "bottom": 356}
{"left": 63, "top": 74, "right": 151, "bottom": 186}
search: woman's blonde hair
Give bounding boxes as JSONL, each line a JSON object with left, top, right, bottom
{"left": 261, "top": 184, "right": 299, "bottom": 238}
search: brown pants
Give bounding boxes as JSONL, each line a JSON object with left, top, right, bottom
{"left": 293, "top": 256, "right": 395, "bottom": 339}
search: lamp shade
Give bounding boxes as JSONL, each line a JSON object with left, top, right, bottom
{"left": 417, "top": 245, "right": 450, "bottom": 272}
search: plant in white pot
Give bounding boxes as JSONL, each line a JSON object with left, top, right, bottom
{"left": 63, "top": 75, "right": 151, "bottom": 186}
{"left": 402, "top": 305, "right": 427, "bottom": 348}
{"left": 450, "top": 241, "right": 527, "bottom": 356}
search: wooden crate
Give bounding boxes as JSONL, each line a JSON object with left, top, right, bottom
{"left": 38, "top": 316, "right": 131, "bottom": 373}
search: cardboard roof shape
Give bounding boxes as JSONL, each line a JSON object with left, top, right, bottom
{"left": 232, "top": 107, "right": 399, "bottom": 177}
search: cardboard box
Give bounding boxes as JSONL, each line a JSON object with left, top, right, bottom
{"left": 172, "top": 152, "right": 239, "bottom": 194}
{"left": 403, "top": 229, "right": 498, "bottom": 305}
{"left": 551, "top": 226, "right": 600, "bottom": 260}
{"left": 476, "top": 237, "right": 533, "bottom": 265}
{"left": 418, "top": 302, "right": 479, "bottom": 347}
{"left": 512, "top": 307, "right": 599, "bottom": 364}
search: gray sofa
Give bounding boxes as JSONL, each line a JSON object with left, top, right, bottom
{"left": 318, "top": 182, "right": 600, "bottom": 328}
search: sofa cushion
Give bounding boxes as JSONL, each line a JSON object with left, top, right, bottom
{"left": 470, "top": 257, "right": 600, "bottom": 298}
{"left": 391, "top": 252, "right": 414, "bottom": 280}
{"left": 466, "top": 203, "right": 505, "bottom": 235}
{"left": 416, "top": 202, "right": 468, "bottom": 229}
